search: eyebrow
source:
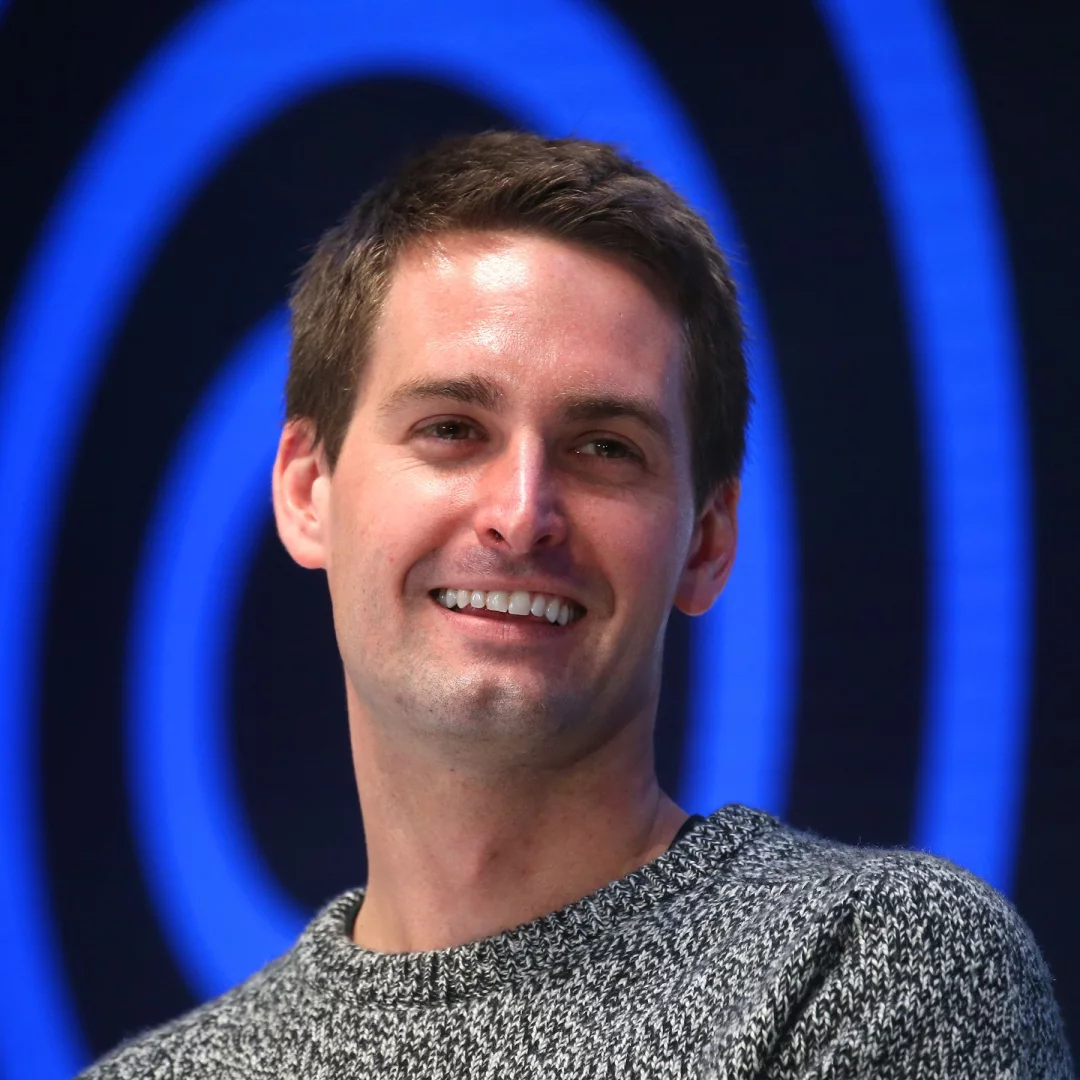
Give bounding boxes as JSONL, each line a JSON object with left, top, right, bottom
{"left": 377, "top": 374, "right": 504, "bottom": 417}
{"left": 558, "top": 395, "right": 674, "bottom": 450}
{"left": 378, "top": 374, "right": 673, "bottom": 449}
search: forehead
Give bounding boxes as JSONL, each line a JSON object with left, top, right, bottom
{"left": 364, "top": 231, "right": 685, "bottom": 410}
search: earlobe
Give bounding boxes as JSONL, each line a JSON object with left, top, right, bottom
{"left": 673, "top": 479, "right": 740, "bottom": 617}
{"left": 272, "top": 419, "right": 331, "bottom": 570}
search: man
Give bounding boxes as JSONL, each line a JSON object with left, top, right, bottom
{"left": 84, "top": 131, "right": 1071, "bottom": 1078}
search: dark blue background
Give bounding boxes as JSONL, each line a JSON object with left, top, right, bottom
{"left": 1, "top": 0, "right": 1077, "bottom": 1073}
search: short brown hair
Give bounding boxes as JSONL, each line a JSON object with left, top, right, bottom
{"left": 287, "top": 130, "right": 750, "bottom": 507}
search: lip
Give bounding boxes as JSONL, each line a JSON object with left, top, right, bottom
{"left": 428, "top": 593, "right": 583, "bottom": 642}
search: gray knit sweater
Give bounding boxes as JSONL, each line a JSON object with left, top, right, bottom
{"left": 82, "top": 805, "right": 1072, "bottom": 1078}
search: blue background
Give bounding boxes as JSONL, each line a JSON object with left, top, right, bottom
{"left": 0, "top": 1, "right": 1077, "bottom": 1075}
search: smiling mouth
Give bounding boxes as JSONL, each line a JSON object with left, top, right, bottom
{"left": 429, "top": 588, "right": 585, "bottom": 626}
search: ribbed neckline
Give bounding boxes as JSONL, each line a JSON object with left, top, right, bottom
{"left": 294, "top": 803, "right": 774, "bottom": 1009}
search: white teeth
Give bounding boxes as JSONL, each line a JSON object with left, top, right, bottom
{"left": 437, "top": 588, "right": 582, "bottom": 624}
{"left": 508, "top": 590, "right": 532, "bottom": 616}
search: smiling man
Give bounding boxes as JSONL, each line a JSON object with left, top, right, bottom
{"left": 83, "top": 132, "right": 1070, "bottom": 1078}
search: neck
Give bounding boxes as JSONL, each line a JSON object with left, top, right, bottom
{"left": 346, "top": 689, "right": 686, "bottom": 954}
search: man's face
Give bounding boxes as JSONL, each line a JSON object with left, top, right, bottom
{"left": 292, "top": 231, "right": 715, "bottom": 763}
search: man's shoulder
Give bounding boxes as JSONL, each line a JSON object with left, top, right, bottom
{"left": 838, "top": 841, "right": 1059, "bottom": 1019}
{"left": 682, "top": 808, "right": 1058, "bottom": 1003}
{"left": 723, "top": 811, "right": 1010, "bottom": 906}
{"left": 76, "top": 950, "right": 300, "bottom": 1079}
{"left": 691, "top": 812, "right": 1073, "bottom": 1074}
{"left": 77, "top": 889, "right": 365, "bottom": 1078}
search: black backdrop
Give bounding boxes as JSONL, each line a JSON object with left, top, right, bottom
{"left": 1, "top": 1, "right": 1077, "bottom": 1074}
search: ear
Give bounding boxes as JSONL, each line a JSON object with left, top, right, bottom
{"left": 272, "top": 419, "right": 332, "bottom": 570}
{"left": 673, "top": 479, "right": 740, "bottom": 616}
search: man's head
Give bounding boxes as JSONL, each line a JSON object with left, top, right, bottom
{"left": 286, "top": 131, "right": 749, "bottom": 511}
{"left": 273, "top": 131, "right": 749, "bottom": 764}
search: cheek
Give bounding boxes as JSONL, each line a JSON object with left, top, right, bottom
{"left": 328, "top": 462, "right": 464, "bottom": 580}
{"left": 580, "top": 496, "right": 689, "bottom": 611}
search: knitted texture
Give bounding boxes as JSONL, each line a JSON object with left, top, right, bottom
{"left": 82, "top": 805, "right": 1072, "bottom": 1078}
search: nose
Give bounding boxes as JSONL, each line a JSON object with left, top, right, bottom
{"left": 474, "top": 432, "right": 568, "bottom": 554}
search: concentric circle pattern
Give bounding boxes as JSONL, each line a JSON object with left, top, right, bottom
{"left": 0, "top": 1, "right": 1041, "bottom": 1075}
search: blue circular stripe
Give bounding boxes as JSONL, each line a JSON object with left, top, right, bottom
{"left": 128, "top": 312, "right": 303, "bottom": 997}
{"left": 0, "top": 2, "right": 791, "bottom": 1073}
{"left": 816, "top": 0, "right": 1029, "bottom": 892}
{"left": 0, "top": 2, "right": 1024, "bottom": 1077}
{"left": 681, "top": 312, "right": 798, "bottom": 817}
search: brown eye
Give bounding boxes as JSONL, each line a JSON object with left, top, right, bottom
{"left": 577, "top": 438, "right": 640, "bottom": 462}
{"left": 420, "top": 420, "right": 477, "bottom": 441}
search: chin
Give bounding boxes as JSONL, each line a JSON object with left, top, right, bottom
{"left": 410, "top": 670, "right": 584, "bottom": 744}
{"left": 450, "top": 674, "right": 556, "bottom": 727}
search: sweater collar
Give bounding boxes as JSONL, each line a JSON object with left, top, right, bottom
{"left": 295, "top": 803, "right": 773, "bottom": 1009}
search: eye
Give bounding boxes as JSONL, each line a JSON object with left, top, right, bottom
{"left": 416, "top": 419, "right": 481, "bottom": 442}
{"left": 576, "top": 437, "right": 641, "bottom": 463}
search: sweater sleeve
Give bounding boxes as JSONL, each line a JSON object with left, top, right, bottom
{"left": 767, "top": 856, "right": 1074, "bottom": 1080}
